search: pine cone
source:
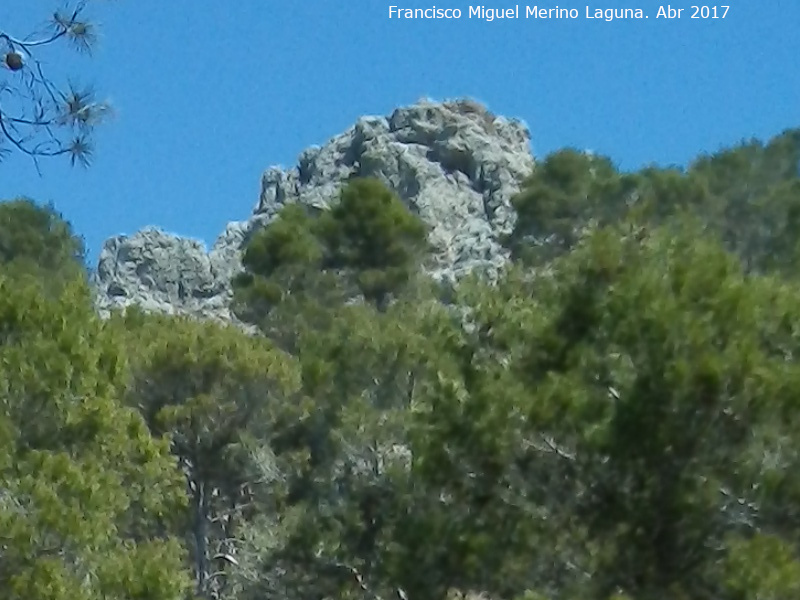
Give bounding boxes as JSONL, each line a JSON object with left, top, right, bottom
{"left": 4, "top": 51, "right": 24, "bottom": 71}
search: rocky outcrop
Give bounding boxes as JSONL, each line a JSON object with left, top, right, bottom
{"left": 92, "top": 216, "right": 270, "bottom": 324}
{"left": 92, "top": 98, "right": 535, "bottom": 322}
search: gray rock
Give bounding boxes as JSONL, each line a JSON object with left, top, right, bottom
{"left": 92, "top": 98, "right": 535, "bottom": 322}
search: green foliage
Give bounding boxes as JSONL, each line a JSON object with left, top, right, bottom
{"left": 232, "top": 203, "right": 337, "bottom": 338}
{"left": 114, "top": 311, "right": 300, "bottom": 458}
{"left": 233, "top": 177, "right": 429, "bottom": 327}
{"left": 508, "top": 149, "right": 631, "bottom": 254}
{"left": 240, "top": 203, "right": 323, "bottom": 278}
{"left": 230, "top": 294, "right": 448, "bottom": 600}
{"left": 508, "top": 129, "right": 800, "bottom": 276}
{"left": 109, "top": 309, "right": 301, "bottom": 599}
{"left": 316, "top": 177, "right": 429, "bottom": 308}
{"left": 224, "top": 127, "right": 800, "bottom": 600}
{"left": 407, "top": 219, "right": 800, "bottom": 599}
{"left": 8, "top": 115, "right": 800, "bottom": 600}
{"left": 0, "top": 198, "right": 87, "bottom": 283}
{"left": 723, "top": 534, "right": 800, "bottom": 598}
{"left": 0, "top": 273, "right": 191, "bottom": 599}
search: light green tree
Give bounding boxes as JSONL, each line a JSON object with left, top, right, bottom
{"left": 0, "top": 273, "right": 191, "bottom": 600}
{"left": 110, "top": 309, "right": 301, "bottom": 599}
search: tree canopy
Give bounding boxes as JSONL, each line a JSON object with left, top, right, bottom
{"left": 232, "top": 177, "right": 429, "bottom": 343}
{"left": 0, "top": 197, "right": 86, "bottom": 273}
{"left": 0, "top": 273, "right": 190, "bottom": 600}
{"left": 6, "top": 117, "right": 800, "bottom": 599}
{"left": 507, "top": 129, "right": 800, "bottom": 276}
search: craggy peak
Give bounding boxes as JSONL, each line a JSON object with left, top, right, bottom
{"left": 92, "top": 99, "right": 534, "bottom": 324}
{"left": 2, "top": 3, "right": 799, "bottom": 599}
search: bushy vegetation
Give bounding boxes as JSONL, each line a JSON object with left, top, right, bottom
{"left": 507, "top": 129, "right": 800, "bottom": 274}
{"left": 3, "top": 128, "right": 800, "bottom": 600}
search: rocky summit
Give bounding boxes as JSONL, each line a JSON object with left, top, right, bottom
{"left": 92, "top": 98, "right": 535, "bottom": 323}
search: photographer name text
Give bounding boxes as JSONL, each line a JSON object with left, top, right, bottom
{"left": 387, "top": 5, "right": 730, "bottom": 21}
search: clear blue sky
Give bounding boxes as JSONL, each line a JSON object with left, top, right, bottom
{"left": 2, "top": 1, "right": 798, "bottom": 266}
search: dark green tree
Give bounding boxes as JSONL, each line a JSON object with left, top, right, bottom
{"left": 233, "top": 178, "right": 429, "bottom": 328}
{"left": 506, "top": 149, "right": 640, "bottom": 264}
{"left": 688, "top": 128, "right": 800, "bottom": 270}
{"left": 0, "top": 197, "right": 87, "bottom": 274}
{"left": 507, "top": 129, "right": 800, "bottom": 276}
{"left": 316, "top": 177, "right": 429, "bottom": 309}
{"left": 406, "top": 219, "right": 800, "bottom": 600}
{"left": 232, "top": 203, "right": 333, "bottom": 335}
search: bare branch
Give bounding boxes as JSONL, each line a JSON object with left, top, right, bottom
{"left": 0, "top": 1, "right": 111, "bottom": 169}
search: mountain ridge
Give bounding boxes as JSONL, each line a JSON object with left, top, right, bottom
{"left": 91, "top": 98, "right": 535, "bottom": 323}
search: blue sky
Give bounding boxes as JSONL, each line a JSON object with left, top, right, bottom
{"left": 2, "top": 1, "right": 798, "bottom": 266}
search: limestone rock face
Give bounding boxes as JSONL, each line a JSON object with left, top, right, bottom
{"left": 92, "top": 99, "right": 535, "bottom": 322}
{"left": 92, "top": 218, "right": 268, "bottom": 325}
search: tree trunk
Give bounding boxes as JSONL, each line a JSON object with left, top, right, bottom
{"left": 192, "top": 479, "right": 210, "bottom": 597}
